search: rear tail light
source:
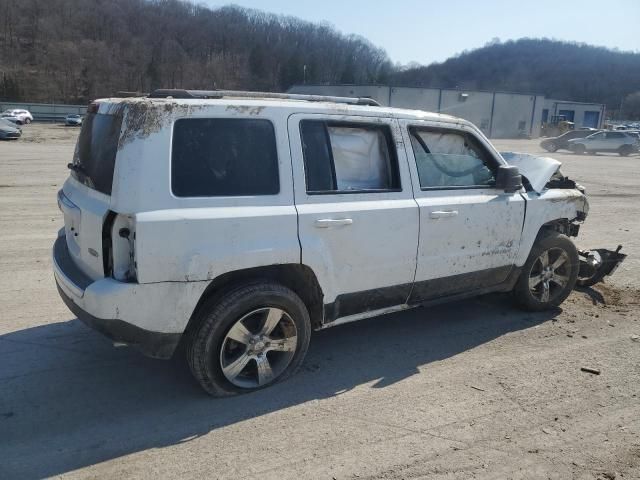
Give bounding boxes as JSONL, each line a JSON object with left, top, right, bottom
{"left": 103, "top": 212, "right": 137, "bottom": 282}
{"left": 86, "top": 102, "right": 99, "bottom": 114}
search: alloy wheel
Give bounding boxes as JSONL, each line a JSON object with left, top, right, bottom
{"left": 528, "top": 247, "right": 571, "bottom": 303}
{"left": 219, "top": 307, "right": 298, "bottom": 388}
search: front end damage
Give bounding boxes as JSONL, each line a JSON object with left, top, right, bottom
{"left": 502, "top": 152, "right": 626, "bottom": 288}
{"left": 577, "top": 246, "right": 627, "bottom": 288}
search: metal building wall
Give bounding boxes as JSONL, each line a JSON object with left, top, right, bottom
{"left": 491, "top": 93, "right": 544, "bottom": 138}
{"left": 389, "top": 87, "right": 439, "bottom": 111}
{"left": 542, "top": 99, "right": 606, "bottom": 129}
{"left": 287, "top": 85, "right": 391, "bottom": 106}
{"left": 289, "top": 84, "right": 549, "bottom": 138}
{"left": 438, "top": 89, "right": 494, "bottom": 135}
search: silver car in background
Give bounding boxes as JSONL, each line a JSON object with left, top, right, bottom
{"left": 568, "top": 131, "right": 639, "bottom": 156}
{"left": 0, "top": 118, "right": 22, "bottom": 140}
{"left": 65, "top": 114, "right": 83, "bottom": 126}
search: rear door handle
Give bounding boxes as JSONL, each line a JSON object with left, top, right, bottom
{"left": 315, "top": 218, "right": 353, "bottom": 228}
{"left": 429, "top": 210, "right": 458, "bottom": 219}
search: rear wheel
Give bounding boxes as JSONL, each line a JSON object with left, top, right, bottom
{"left": 514, "top": 232, "right": 579, "bottom": 311}
{"left": 187, "top": 282, "right": 311, "bottom": 396}
{"left": 24, "top": 118, "right": 31, "bottom": 124}
{"left": 618, "top": 145, "right": 633, "bottom": 157}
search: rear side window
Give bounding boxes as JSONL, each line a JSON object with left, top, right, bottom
{"left": 606, "top": 132, "right": 625, "bottom": 139}
{"left": 71, "top": 113, "right": 123, "bottom": 195}
{"left": 172, "top": 118, "right": 279, "bottom": 197}
{"left": 300, "top": 120, "right": 400, "bottom": 193}
{"left": 409, "top": 128, "right": 496, "bottom": 189}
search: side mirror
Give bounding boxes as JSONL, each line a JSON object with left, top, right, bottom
{"left": 495, "top": 165, "right": 523, "bottom": 193}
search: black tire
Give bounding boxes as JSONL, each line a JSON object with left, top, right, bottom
{"left": 187, "top": 281, "right": 311, "bottom": 396}
{"left": 618, "top": 145, "right": 632, "bottom": 157}
{"left": 573, "top": 144, "right": 586, "bottom": 155}
{"left": 544, "top": 142, "right": 557, "bottom": 152}
{"left": 514, "top": 231, "right": 579, "bottom": 311}
{"left": 24, "top": 118, "right": 31, "bottom": 124}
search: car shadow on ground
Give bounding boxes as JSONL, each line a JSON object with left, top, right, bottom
{"left": 0, "top": 294, "right": 558, "bottom": 479}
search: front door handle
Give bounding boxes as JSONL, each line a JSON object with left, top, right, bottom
{"left": 315, "top": 218, "right": 353, "bottom": 228}
{"left": 429, "top": 210, "right": 458, "bottom": 219}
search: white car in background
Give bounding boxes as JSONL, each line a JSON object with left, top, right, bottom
{"left": 1, "top": 109, "right": 34, "bottom": 125}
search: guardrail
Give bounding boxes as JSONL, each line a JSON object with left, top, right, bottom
{"left": 0, "top": 101, "right": 87, "bottom": 122}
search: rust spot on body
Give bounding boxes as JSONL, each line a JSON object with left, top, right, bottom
{"left": 225, "top": 105, "right": 266, "bottom": 116}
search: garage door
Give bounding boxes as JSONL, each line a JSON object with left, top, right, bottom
{"left": 583, "top": 111, "right": 600, "bottom": 128}
{"left": 558, "top": 109, "right": 575, "bottom": 122}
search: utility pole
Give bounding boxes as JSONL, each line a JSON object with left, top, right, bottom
{"left": 303, "top": 65, "right": 307, "bottom": 84}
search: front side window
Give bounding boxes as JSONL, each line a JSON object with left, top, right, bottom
{"left": 409, "top": 128, "right": 495, "bottom": 189}
{"left": 172, "top": 118, "right": 279, "bottom": 197}
{"left": 300, "top": 120, "right": 400, "bottom": 193}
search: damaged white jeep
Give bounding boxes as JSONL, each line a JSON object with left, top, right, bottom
{"left": 53, "top": 90, "right": 622, "bottom": 396}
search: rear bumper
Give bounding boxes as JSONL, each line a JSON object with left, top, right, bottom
{"left": 56, "top": 283, "right": 181, "bottom": 358}
{"left": 52, "top": 234, "right": 202, "bottom": 359}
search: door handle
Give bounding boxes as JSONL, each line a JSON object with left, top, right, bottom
{"left": 315, "top": 218, "right": 353, "bottom": 228}
{"left": 429, "top": 210, "right": 458, "bottom": 219}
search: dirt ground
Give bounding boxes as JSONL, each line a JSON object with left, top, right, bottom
{"left": 1, "top": 124, "right": 639, "bottom": 479}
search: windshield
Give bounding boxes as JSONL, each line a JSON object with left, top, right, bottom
{"left": 0, "top": 118, "right": 17, "bottom": 128}
{"left": 69, "top": 112, "right": 123, "bottom": 195}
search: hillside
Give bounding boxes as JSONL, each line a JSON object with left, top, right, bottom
{"left": 391, "top": 38, "right": 640, "bottom": 110}
{"left": 1, "top": 1, "right": 639, "bottom": 112}
{"left": 0, "top": 0, "right": 392, "bottom": 103}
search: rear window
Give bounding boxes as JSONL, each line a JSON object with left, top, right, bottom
{"left": 70, "top": 113, "right": 123, "bottom": 195}
{"left": 171, "top": 118, "right": 279, "bottom": 197}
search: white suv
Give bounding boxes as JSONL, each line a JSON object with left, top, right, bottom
{"left": 1, "top": 108, "right": 33, "bottom": 124}
{"left": 53, "top": 90, "right": 590, "bottom": 396}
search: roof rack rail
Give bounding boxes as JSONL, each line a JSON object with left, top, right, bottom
{"left": 147, "top": 89, "right": 381, "bottom": 106}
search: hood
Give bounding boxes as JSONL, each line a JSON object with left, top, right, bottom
{"left": 500, "top": 152, "right": 561, "bottom": 193}
{"left": 0, "top": 121, "right": 20, "bottom": 133}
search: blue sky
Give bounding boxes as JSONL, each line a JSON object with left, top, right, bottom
{"left": 204, "top": 0, "right": 640, "bottom": 65}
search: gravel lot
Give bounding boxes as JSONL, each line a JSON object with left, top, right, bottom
{"left": 1, "top": 124, "right": 639, "bottom": 479}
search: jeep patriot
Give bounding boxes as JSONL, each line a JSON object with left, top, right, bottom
{"left": 54, "top": 90, "right": 590, "bottom": 395}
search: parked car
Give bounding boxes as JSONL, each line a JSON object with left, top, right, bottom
{"left": 540, "top": 130, "right": 597, "bottom": 152}
{"left": 1, "top": 109, "right": 33, "bottom": 124}
{"left": 65, "top": 114, "right": 83, "bottom": 126}
{"left": 567, "top": 131, "right": 639, "bottom": 156}
{"left": 0, "top": 118, "right": 22, "bottom": 140}
{"left": 54, "top": 90, "right": 595, "bottom": 396}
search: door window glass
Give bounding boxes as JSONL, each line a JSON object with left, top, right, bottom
{"left": 409, "top": 128, "right": 495, "bottom": 189}
{"left": 300, "top": 121, "right": 400, "bottom": 193}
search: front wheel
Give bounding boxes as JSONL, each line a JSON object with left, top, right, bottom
{"left": 572, "top": 144, "right": 586, "bottom": 155}
{"left": 514, "top": 232, "right": 579, "bottom": 311}
{"left": 544, "top": 142, "right": 558, "bottom": 152}
{"left": 187, "top": 282, "right": 311, "bottom": 396}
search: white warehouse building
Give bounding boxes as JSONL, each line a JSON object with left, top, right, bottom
{"left": 288, "top": 84, "right": 605, "bottom": 139}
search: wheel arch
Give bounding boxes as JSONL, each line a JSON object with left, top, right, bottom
{"left": 184, "top": 264, "right": 325, "bottom": 338}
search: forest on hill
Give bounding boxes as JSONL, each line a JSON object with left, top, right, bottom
{"left": 1, "top": 0, "right": 639, "bottom": 116}
{"left": 0, "top": 0, "right": 392, "bottom": 103}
